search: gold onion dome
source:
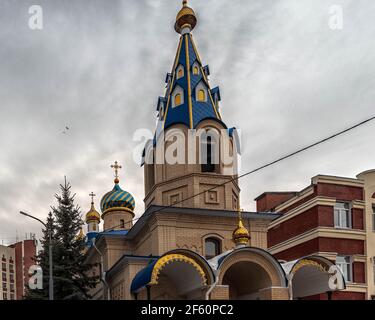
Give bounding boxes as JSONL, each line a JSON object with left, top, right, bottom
{"left": 175, "top": 0, "right": 197, "bottom": 34}
{"left": 233, "top": 218, "right": 250, "bottom": 247}
{"left": 85, "top": 202, "right": 100, "bottom": 223}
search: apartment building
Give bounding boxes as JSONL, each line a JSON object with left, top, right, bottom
{"left": 0, "top": 240, "right": 37, "bottom": 300}
{"left": 256, "top": 173, "right": 375, "bottom": 300}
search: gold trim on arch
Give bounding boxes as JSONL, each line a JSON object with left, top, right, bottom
{"left": 291, "top": 259, "right": 327, "bottom": 274}
{"left": 149, "top": 254, "right": 207, "bottom": 286}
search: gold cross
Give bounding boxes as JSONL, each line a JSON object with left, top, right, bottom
{"left": 111, "top": 161, "right": 122, "bottom": 180}
{"left": 89, "top": 192, "right": 96, "bottom": 204}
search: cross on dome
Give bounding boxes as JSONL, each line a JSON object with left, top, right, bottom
{"left": 111, "top": 161, "right": 122, "bottom": 184}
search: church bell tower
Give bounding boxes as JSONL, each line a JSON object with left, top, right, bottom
{"left": 143, "top": 1, "right": 241, "bottom": 212}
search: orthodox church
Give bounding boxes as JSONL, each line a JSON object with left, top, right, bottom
{"left": 82, "top": 1, "right": 345, "bottom": 300}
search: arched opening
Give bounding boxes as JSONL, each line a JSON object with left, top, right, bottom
{"left": 205, "top": 238, "right": 221, "bottom": 259}
{"left": 120, "top": 219, "right": 125, "bottom": 229}
{"left": 286, "top": 257, "right": 346, "bottom": 300}
{"left": 200, "top": 134, "right": 219, "bottom": 173}
{"left": 198, "top": 89, "right": 206, "bottom": 102}
{"left": 222, "top": 261, "right": 272, "bottom": 300}
{"left": 193, "top": 66, "right": 199, "bottom": 75}
{"left": 177, "top": 66, "right": 184, "bottom": 79}
{"left": 150, "top": 254, "right": 208, "bottom": 300}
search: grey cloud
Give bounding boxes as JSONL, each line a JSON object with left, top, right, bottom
{"left": 0, "top": 0, "right": 374, "bottom": 243}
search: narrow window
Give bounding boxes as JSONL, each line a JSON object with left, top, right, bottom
{"left": 175, "top": 93, "right": 182, "bottom": 106}
{"left": 198, "top": 89, "right": 206, "bottom": 102}
{"left": 120, "top": 219, "right": 125, "bottom": 229}
{"left": 334, "top": 202, "right": 351, "bottom": 229}
{"left": 92, "top": 224, "right": 96, "bottom": 231}
{"left": 336, "top": 255, "right": 352, "bottom": 282}
{"left": 177, "top": 67, "right": 184, "bottom": 79}
{"left": 205, "top": 238, "right": 221, "bottom": 259}
{"left": 201, "top": 136, "right": 217, "bottom": 173}
{"left": 372, "top": 204, "right": 375, "bottom": 232}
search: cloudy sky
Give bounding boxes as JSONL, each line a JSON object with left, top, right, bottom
{"left": 0, "top": 0, "right": 374, "bottom": 245}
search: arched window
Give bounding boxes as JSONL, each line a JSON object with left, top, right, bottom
{"left": 177, "top": 65, "right": 184, "bottom": 79}
{"left": 175, "top": 93, "right": 182, "bottom": 106}
{"left": 198, "top": 89, "right": 206, "bottom": 102}
{"left": 205, "top": 238, "right": 221, "bottom": 259}
{"left": 120, "top": 219, "right": 125, "bottom": 229}
{"left": 193, "top": 66, "right": 199, "bottom": 75}
{"left": 201, "top": 135, "right": 219, "bottom": 173}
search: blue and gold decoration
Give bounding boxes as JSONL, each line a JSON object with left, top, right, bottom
{"left": 154, "top": 0, "right": 225, "bottom": 142}
{"left": 100, "top": 161, "right": 135, "bottom": 217}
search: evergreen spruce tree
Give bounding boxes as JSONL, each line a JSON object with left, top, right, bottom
{"left": 52, "top": 177, "right": 98, "bottom": 299}
{"left": 25, "top": 177, "right": 98, "bottom": 300}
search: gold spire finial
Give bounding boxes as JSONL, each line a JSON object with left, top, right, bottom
{"left": 175, "top": 0, "right": 197, "bottom": 34}
{"left": 232, "top": 208, "right": 250, "bottom": 247}
{"left": 111, "top": 161, "right": 122, "bottom": 184}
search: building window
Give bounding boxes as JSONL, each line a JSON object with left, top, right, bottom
{"left": 172, "top": 86, "right": 184, "bottom": 108}
{"left": 176, "top": 65, "right": 184, "bottom": 79}
{"left": 9, "top": 264, "right": 14, "bottom": 273}
{"left": 10, "top": 294, "right": 14, "bottom": 300}
{"left": 175, "top": 93, "right": 182, "bottom": 106}
{"left": 2, "top": 273, "right": 6, "bottom": 282}
{"left": 3, "top": 282, "right": 7, "bottom": 291}
{"left": 336, "top": 256, "right": 352, "bottom": 282}
{"left": 3, "top": 293, "right": 7, "bottom": 300}
{"left": 372, "top": 204, "right": 375, "bottom": 232}
{"left": 198, "top": 89, "right": 206, "bottom": 102}
{"left": 120, "top": 219, "right": 125, "bottom": 229}
{"left": 10, "top": 283, "right": 14, "bottom": 292}
{"left": 9, "top": 274, "right": 14, "bottom": 283}
{"left": 2, "top": 262, "right": 6, "bottom": 272}
{"left": 193, "top": 65, "right": 199, "bottom": 75}
{"left": 195, "top": 81, "right": 208, "bottom": 102}
{"left": 373, "top": 257, "right": 375, "bottom": 285}
{"left": 334, "top": 202, "right": 351, "bottom": 229}
{"left": 92, "top": 224, "right": 96, "bottom": 231}
{"left": 205, "top": 238, "right": 221, "bottom": 259}
{"left": 201, "top": 135, "right": 219, "bottom": 173}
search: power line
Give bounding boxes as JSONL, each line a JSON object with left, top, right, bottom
{"left": 99, "top": 115, "right": 375, "bottom": 233}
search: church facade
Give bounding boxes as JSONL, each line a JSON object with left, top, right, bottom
{"left": 83, "top": 1, "right": 345, "bottom": 300}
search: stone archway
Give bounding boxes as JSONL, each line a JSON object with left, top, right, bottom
{"left": 284, "top": 256, "right": 346, "bottom": 300}
{"left": 131, "top": 250, "right": 215, "bottom": 300}
{"left": 222, "top": 261, "right": 272, "bottom": 299}
{"left": 217, "top": 248, "right": 288, "bottom": 300}
{"left": 150, "top": 254, "right": 207, "bottom": 300}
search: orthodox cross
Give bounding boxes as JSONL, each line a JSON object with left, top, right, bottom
{"left": 89, "top": 192, "right": 96, "bottom": 204}
{"left": 111, "top": 161, "right": 122, "bottom": 180}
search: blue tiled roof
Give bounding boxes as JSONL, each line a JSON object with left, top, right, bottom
{"left": 86, "top": 229, "right": 129, "bottom": 247}
{"left": 130, "top": 259, "right": 158, "bottom": 293}
{"left": 157, "top": 33, "right": 225, "bottom": 133}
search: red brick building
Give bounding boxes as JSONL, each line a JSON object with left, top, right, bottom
{"left": 1, "top": 240, "right": 37, "bottom": 300}
{"left": 256, "top": 175, "right": 369, "bottom": 300}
